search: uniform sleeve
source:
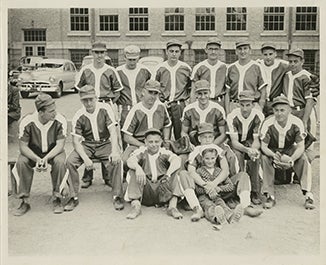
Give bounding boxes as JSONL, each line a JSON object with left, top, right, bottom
{"left": 181, "top": 109, "right": 191, "bottom": 127}
{"left": 216, "top": 109, "right": 226, "bottom": 127}
{"left": 163, "top": 105, "right": 172, "bottom": 127}
{"left": 19, "top": 122, "right": 31, "bottom": 143}
{"left": 55, "top": 114, "right": 67, "bottom": 140}
{"left": 75, "top": 68, "right": 87, "bottom": 89}
{"left": 260, "top": 122, "right": 271, "bottom": 144}
{"left": 294, "top": 124, "right": 306, "bottom": 143}
{"left": 252, "top": 112, "right": 265, "bottom": 136}
{"left": 226, "top": 114, "right": 238, "bottom": 135}
{"left": 110, "top": 68, "right": 123, "bottom": 92}
{"left": 191, "top": 65, "right": 200, "bottom": 82}
{"left": 257, "top": 64, "right": 267, "bottom": 90}
{"left": 302, "top": 76, "right": 313, "bottom": 100}
{"left": 121, "top": 110, "right": 138, "bottom": 135}
{"left": 72, "top": 116, "right": 84, "bottom": 139}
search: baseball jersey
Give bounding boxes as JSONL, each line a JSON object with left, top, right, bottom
{"left": 257, "top": 59, "right": 289, "bottom": 100}
{"left": 188, "top": 144, "right": 224, "bottom": 169}
{"left": 260, "top": 114, "right": 306, "bottom": 151}
{"left": 191, "top": 59, "right": 227, "bottom": 98}
{"left": 182, "top": 100, "right": 226, "bottom": 138}
{"left": 75, "top": 64, "right": 123, "bottom": 98}
{"left": 283, "top": 69, "right": 313, "bottom": 108}
{"left": 226, "top": 60, "right": 267, "bottom": 101}
{"left": 129, "top": 146, "right": 179, "bottom": 182}
{"left": 227, "top": 108, "right": 265, "bottom": 143}
{"left": 19, "top": 112, "right": 67, "bottom": 158}
{"left": 71, "top": 102, "right": 117, "bottom": 142}
{"left": 155, "top": 60, "right": 192, "bottom": 102}
{"left": 116, "top": 63, "right": 151, "bottom": 106}
{"left": 122, "top": 100, "right": 172, "bottom": 142}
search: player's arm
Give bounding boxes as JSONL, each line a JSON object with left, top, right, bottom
{"left": 188, "top": 164, "right": 207, "bottom": 187}
{"left": 224, "top": 89, "right": 230, "bottom": 114}
{"left": 258, "top": 86, "right": 267, "bottom": 110}
{"left": 43, "top": 138, "right": 65, "bottom": 161}
{"left": 19, "top": 140, "right": 41, "bottom": 163}
{"left": 163, "top": 126, "right": 171, "bottom": 141}
{"left": 213, "top": 125, "right": 227, "bottom": 145}
{"left": 123, "top": 133, "right": 146, "bottom": 147}
{"left": 229, "top": 133, "right": 250, "bottom": 154}
{"left": 181, "top": 123, "right": 190, "bottom": 138}
{"left": 261, "top": 141, "right": 278, "bottom": 161}
{"left": 211, "top": 155, "right": 229, "bottom": 186}
{"left": 127, "top": 153, "right": 146, "bottom": 186}
{"left": 166, "top": 154, "right": 181, "bottom": 177}
{"left": 302, "top": 98, "right": 314, "bottom": 131}
{"left": 290, "top": 140, "right": 305, "bottom": 162}
{"left": 72, "top": 135, "right": 93, "bottom": 169}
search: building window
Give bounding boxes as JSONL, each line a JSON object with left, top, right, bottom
{"left": 25, "top": 46, "right": 33, "bottom": 56}
{"left": 303, "top": 50, "right": 316, "bottom": 72}
{"left": 296, "top": 7, "right": 317, "bottom": 31}
{"left": 263, "top": 7, "right": 285, "bottom": 31}
{"left": 107, "top": 49, "right": 119, "bottom": 67}
{"left": 70, "top": 49, "right": 90, "bottom": 69}
{"left": 165, "top": 8, "right": 184, "bottom": 31}
{"left": 129, "top": 8, "right": 148, "bottom": 31}
{"left": 24, "top": 29, "right": 46, "bottom": 42}
{"left": 99, "top": 15, "right": 119, "bottom": 31}
{"left": 140, "top": 49, "right": 149, "bottom": 58}
{"left": 195, "top": 8, "right": 215, "bottom": 31}
{"left": 70, "top": 8, "right": 89, "bottom": 31}
{"left": 225, "top": 50, "right": 237, "bottom": 64}
{"left": 226, "top": 7, "right": 247, "bottom": 31}
{"left": 37, "top": 46, "right": 45, "bottom": 56}
{"left": 194, "top": 49, "right": 207, "bottom": 65}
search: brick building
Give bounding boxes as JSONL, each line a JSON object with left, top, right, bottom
{"left": 8, "top": 7, "right": 320, "bottom": 73}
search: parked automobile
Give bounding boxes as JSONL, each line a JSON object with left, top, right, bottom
{"left": 19, "top": 56, "right": 47, "bottom": 68}
{"left": 138, "top": 56, "right": 164, "bottom": 76}
{"left": 81, "top": 55, "right": 112, "bottom": 68}
{"left": 8, "top": 65, "right": 34, "bottom": 86}
{"left": 17, "top": 58, "right": 77, "bottom": 98}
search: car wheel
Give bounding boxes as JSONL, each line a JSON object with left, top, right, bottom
{"left": 53, "top": 82, "right": 63, "bottom": 98}
{"left": 20, "top": 91, "right": 29, "bottom": 98}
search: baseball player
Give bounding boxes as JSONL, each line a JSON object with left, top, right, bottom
{"left": 121, "top": 80, "right": 171, "bottom": 163}
{"left": 125, "top": 128, "right": 204, "bottom": 221}
{"left": 12, "top": 93, "right": 68, "bottom": 216}
{"left": 260, "top": 95, "right": 315, "bottom": 210}
{"left": 116, "top": 45, "right": 152, "bottom": 129}
{"left": 155, "top": 39, "right": 192, "bottom": 140}
{"left": 225, "top": 41, "right": 267, "bottom": 114}
{"left": 226, "top": 90, "right": 265, "bottom": 205}
{"left": 186, "top": 123, "right": 263, "bottom": 219}
{"left": 8, "top": 83, "right": 21, "bottom": 126}
{"left": 65, "top": 85, "right": 124, "bottom": 211}
{"left": 191, "top": 37, "right": 228, "bottom": 108}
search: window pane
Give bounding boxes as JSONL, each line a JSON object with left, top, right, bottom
{"left": 226, "top": 7, "right": 247, "bottom": 31}
{"left": 70, "top": 8, "right": 89, "bottom": 31}
{"left": 295, "top": 6, "right": 317, "bottom": 30}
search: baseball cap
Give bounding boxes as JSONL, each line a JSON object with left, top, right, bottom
{"left": 144, "top": 128, "right": 162, "bottom": 138}
{"left": 271, "top": 95, "right": 290, "bottom": 107}
{"left": 35, "top": 93, "right": 55, "bottom": 111}
{"left": 144, "top": 80, "right": 161, "bottom": 93}
{"left": 235, "top": 41, "right": 250, "bottom": 49}
{"left": 79, "top": 85, "right": 96, "bottom": 99}
{"left": 238, "top": 90, "right": 255, "bottom": 102}
{"left": 261, "top": 43, "right": 276, "bottom": 51}
{"left": 124, "top": 45, "right": 140, "bottom": 59}
{"left": 286, "top": 48, "right": 304, "bottom": 59}
{"left": 198, "top": 123, "right": 214, "bottom": 135}
{"left": 194, "top": 80, "right": 210, "bottom": 93}
{"left": 206, "top": 37, "right": 221, "bottom": 47}
{"left": 166, "top": 39, "right": 183, "bottom": 49}
{"left": 92, "top": 42, "right": 107, "bottom": 52}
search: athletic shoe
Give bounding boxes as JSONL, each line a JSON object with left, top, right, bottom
{"left": 53, "top": 198, "right": 64, "bottom": 214}
{"left": 13, "top": 201, "right": 31, "bottom": 216}
{"left": 167, "top": 207, "right": 183, "bottom": 219}
{"left": 190, "top": 206, "right": 204, "bottom": 222}
{"left": 304, "top": 197, "right": 315, "bottom": 210}
{"left": 64, "top": 198, "right": 79, "bottom": 211}
{"left": 244, "top": 205, "right": 263, "bottom": 217}
{"left": 214, "top": 206, "right": 228, "bottom": 225}
{"left": 230, "top": 204, "right": 244, "bottom": 223}
{"left": 81, "top": 180, "right": 92, "bottom": 189}
{"left": 263, "top": 196, "right": 276, "bottom": 209}
{"left": 113, "top": 197, "right": 124, "bottom": 211}
{"left": 251, "top": 192, "right": 262, "bottom": 205}
{"left": 126, "top": 200, "right": 141, "bottom": 219}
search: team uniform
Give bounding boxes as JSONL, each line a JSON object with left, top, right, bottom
{"left": 12, "top": 112, "right": 67, "bottom": 199}
{"left": 121, "top": 100, "right": 172, "bottom": 161}
{"left": 125, "top": 146, "right": 194, "bottom": 206}
{"left": 66, "top": 102, "right": 123, "bottom": 199}
{"left": 155, "top": 60, "right": 192, "bottom": 139}
{"left": 260, "top": 115, "right": 312, "bottom": 197}
{"left": 116, "top": 64, "right": 151, "bottom": 126}
{"left": 191, "top": 59, "right": 227, "bottom": 106}
{"left": 8, "top": 84, "right": 21, "bottom": 125}
{"left": 226, "top": 60, "right": 267, "bottom": 112}
{"left": 226, "top": 108, "right": 265, "bottom": 193}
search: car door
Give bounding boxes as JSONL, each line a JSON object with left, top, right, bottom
{"left": 64, "top": 62, "right": 77, "bottom": 89}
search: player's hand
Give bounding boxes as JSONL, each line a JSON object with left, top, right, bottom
{"left": 204, "top": 181, "right": 216, "bottom": 194}
{"left": 84, "top": 157, "right": 94, "bottom": 171}
{"left": 135, "top": 167, "right": 146, "bottom": 186}
{"left": 208, "top": 189, "right": 218, "bottom": 200}
{"left": 35, "top": 158, "right": 47, "bottom": 172}
{"left": 162, "top": 139, "right": 172, "bottom": 150}
{"left": 273, "top": 152, "right": 282, "bottom": 162}
{"left": 248, "top": 148, "right": 260, "bottom": 161}
{"left": 109, "top": 152, "right": 120, "bottom": 165}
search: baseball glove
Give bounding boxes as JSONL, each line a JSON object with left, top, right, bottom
{"left": 273, "top": 153, "right": 292, "bottom": 170}
{"left": 157, "top": 175, "right": 173, "bottom": 203}
{"left": 168, "top": 135, "right": 193, "bottom": 155}
{"left": 309, "top": 74, "right": 320, "bottom": 97}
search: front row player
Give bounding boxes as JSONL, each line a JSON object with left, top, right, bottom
{"left": 260, "top": 95, "right": 315, "bottom": 210}
{"left": 125, "top": 128, "right": 204, "bottom": 221}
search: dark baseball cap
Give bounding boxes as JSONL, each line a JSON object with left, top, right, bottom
{"left": 198, "top": 123, "right": 214, "bottom": 135}
{"left": 79, "top": 85, "right": 96, "bottom": 99}
{"left": 35, "top": 93, "right": 55, "bottom": 111}
{"left": 206, "top": 37, "right": 221, "bottom": 47}
{"left": 238, "top": 90, "right": 255, "bottom": 102}
{"left": 144, "top": 128, "right": 162, "bottom": 138}
{"left": 194, "top": 80, "right": 210, "bottom": 93}
{"left": 261, "top": 43, "right": 276, "bottom": 51}
{"left": 271, "top": 95, "right": 290, "bottom": 107}
{"left": 166, "top": 39, "right": 183, "bottom": 49}
{"left": 144, "top": 80, "right": 161, "bottom": 93}
{"left": 286, "top": 48, "right": 304, "bottom": 59}
{"left": 236, "top": 41, "right": 250, "bottom": 48}
{"left": 92, "top": 42, "right": 107, "bottom": 51}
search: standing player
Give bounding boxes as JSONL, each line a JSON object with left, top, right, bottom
{"left": 225, "top": 41, "right": 267, "bottom": 114}
{"left": 12, "top": 94, "right": 67, "bottom": 215}
{"left": 226, "top": 91, "right": 265, "bottom": 204}
{"left": 191, "top": 37, "right": 228, "bottom": 107}
{"left": 155, "top": 39, "right": 192, "bottom": 140}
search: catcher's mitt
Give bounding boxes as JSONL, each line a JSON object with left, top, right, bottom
{"left": 309, "top": 74, "right": 320, "bottom": 97}
{"left": 157, "top": 175, "right": 173, "bottom": 203}
{"left": 273, "top": 153, "right": 292, "bottom": 170}
{"left": 168, "top": 135, "right": 193, "bottom": 155}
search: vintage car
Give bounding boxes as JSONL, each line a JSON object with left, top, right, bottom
{"left": 17, "top": 58, "right": 77, "bottom": 98}
{"left": 138, "top": 56, "right": 164, "bottom": 76}
{"left": 81, "top": 55, "right": 113, "bottom": 68}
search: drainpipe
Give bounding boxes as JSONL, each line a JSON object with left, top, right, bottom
{"left": 288, "top": 7, "right": 293, "bottom": 51}
{"left": 90, "top": 8, "right": 96, "bottom": 42}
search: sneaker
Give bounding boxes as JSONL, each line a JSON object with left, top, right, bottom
{"left": 229, "top": 204, "right": 244, "bottom": 223}
{"left": 64, "top": 198, "right": 79, "bottom": 211}
{"left": 53, "top": 198, "right": 64, "bottom": 214}
{"left": 13, "top": 201, "right": 31, "bottom": 216}
{"left": 251, "top": 192, "right": 262, "bottom": 205}
{"left": 81, "top": 180, "right": 92, "bottom": 189}
{"left": 167, "top": 207, "right": 183, "bottom": 219}
{"left": 214, "top": 206, "right": 228, "bottom": 225}
{"left": 113, "top": 197, "right": 124, "bottom": 211}
{"left": 304, "top": 197, "right": 315, "bottom": 210}
{"left": 104, "top": 179, "right": 112, "bottom": 187}
{"left": 126, "top": 200, "right": 141, "bottom": 219}
{"left": 190, "top": 206, "right": 204, "bottom": 222}
{"left": 263, "top": 196, "right": 276, "bottom": 209}
{"left": 244, "top": 205, "right": 263, "bottom": 217}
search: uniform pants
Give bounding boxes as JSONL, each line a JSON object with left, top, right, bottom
{"left": 233, "top": 149, "right": 260, "bottom": 193}
{"left": 168, "top": 101, "right": 186, "bottom": 140}
{"left": 261, "top": 150, "right": 312, "bottom": 197}
{"left": 66, "top": 142, "right": 123, "bottom": 198}
{"left": 15, "top": 151, "right": 66, "bottom": 199}
{"left": 220, "top": 143, "right": 240, "bottom": 177}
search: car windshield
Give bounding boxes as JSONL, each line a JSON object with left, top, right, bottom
{"left": 38, "top": 63, "right": 63, "bottom": 69}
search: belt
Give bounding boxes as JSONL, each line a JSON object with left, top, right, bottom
{"left": 118, "top": 105, "right": 132, "bottom": 111}
{"left": 292, "top": 106, "right": 304, "bottom": 111}
{"left": 83, "top": 138, "right": 109, "bottom": 144}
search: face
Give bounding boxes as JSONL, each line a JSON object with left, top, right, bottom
{"left": 239, "top": 100, "right": 254, "bottom": 118}
{"left": 236, "top": 45, "right": 251, "bottom": 60}
{"left": 205, "top": 44, "right": 220, "bottom": 61}
{"left": 40, "top": 103, "right": 56, "bottom": 122}
{"left": 288, "top": 55, "right": 304, "bottom": 74}
{"left": 142, "top": 89, "right": 159, "bottom": 105}
{"left": 202, "top": 151, "right": 218, "bottom": 169}
{"left": 145, "top": 134, "right": 162, "bottom": 154}
{"left": 196, "top": 89, "right": 210, "bottom": 106}
{"left": 273, "top": 104, "right": 291, "bottom": 124}
{"left": 262, "top": 48, "right": 277, "bottom": 66}
{"left": 125, "top": 56, "right": 139, "bottom": 69}
{"left": 92, "top": 50, "right": 105, "bottom": 65}
{"left": 166, "top": 45, "right": 181, "bottom": 62}
{"left": 81, "top": 97, "right": 97, "bottom": 113}
{"left": 198, "top": 132, "right": 214, "bottom": 145}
